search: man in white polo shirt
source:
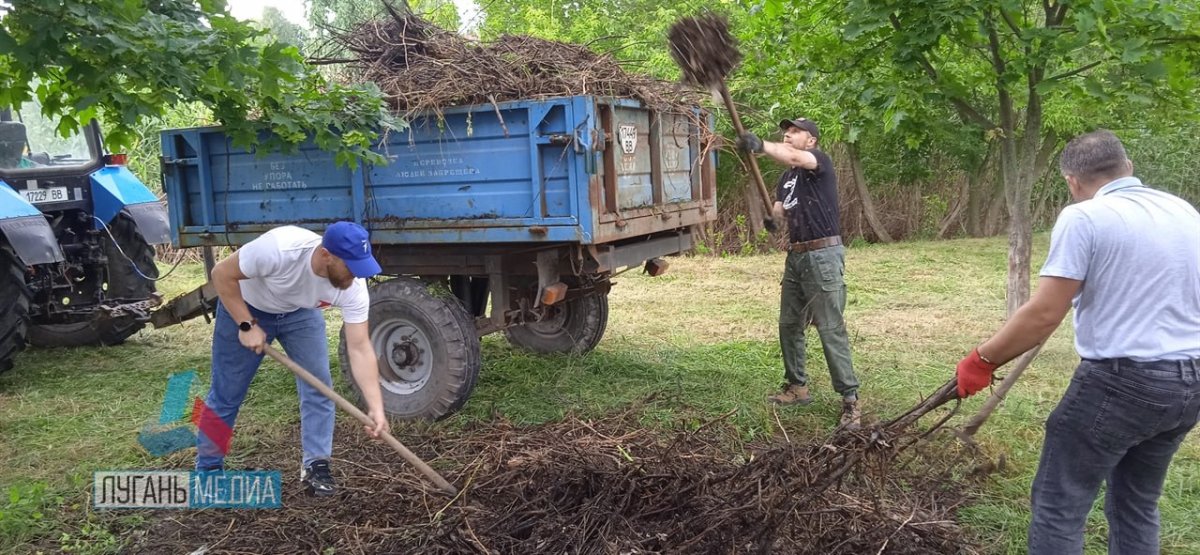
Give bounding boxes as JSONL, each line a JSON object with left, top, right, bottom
{"left": 955, "top": 130, "right": 1200, "bottom": 553}
{"left": 196, "top": 221, "right": 389, "bottom": 497}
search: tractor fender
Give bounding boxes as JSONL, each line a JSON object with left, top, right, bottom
{"left": 0, "top": 180, "right": 65, "bottom": 265}
{"left": 90, "top": 166, "right": 170, "bottom": 245}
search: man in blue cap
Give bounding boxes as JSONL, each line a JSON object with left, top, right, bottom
{"left": 197, "top": 221, "right": 388, "bottom": 496}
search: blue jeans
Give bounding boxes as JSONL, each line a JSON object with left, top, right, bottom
{"left": 196, "top": 301, "right": 335, "bottom": 470}
{"left": 1029, "top": 358, "right": 1200, "bottom": 554}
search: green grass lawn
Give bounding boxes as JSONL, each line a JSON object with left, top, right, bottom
{"left": 2, "top": 234, "right": 1198, "bottom": 554}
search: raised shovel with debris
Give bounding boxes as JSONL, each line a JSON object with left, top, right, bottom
{"left": 668, "top": 13, "right": 778, "bottom": 233}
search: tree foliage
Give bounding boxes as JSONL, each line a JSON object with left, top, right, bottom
{"left": 258, "top": 6, "right": 309, "bottom": 51}
{"left": 0, "top": 0, "right": 395, "bottom": 168}
{"left": 478, "top": 0, "right": 706, "bottom": 80}
{"left": 308, "top": 0, "right": 461, "bottom": 36}
{"left": 759, "top": 0, "right": 1200, "bottom": 309}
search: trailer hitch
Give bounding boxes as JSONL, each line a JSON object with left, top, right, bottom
{"left": 98, "top": 293, "right": 164, "bottom": 321}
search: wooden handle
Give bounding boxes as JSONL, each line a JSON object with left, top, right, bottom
{"left": 716, "top": 82, "right": 776, "bottom": 222}
{"left": 263, "top": 345, "right": 458, "bottom": 495}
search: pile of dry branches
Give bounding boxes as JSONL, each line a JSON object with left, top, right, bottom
{"left": 325, "top": 7, "right": 703, "bottom": 117}
{"left": 123, "top": 382, "right": 977, "bottom": 554}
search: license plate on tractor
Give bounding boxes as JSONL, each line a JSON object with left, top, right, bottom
{"left": 23, "top": 186, "right": 68, "bottom": 204}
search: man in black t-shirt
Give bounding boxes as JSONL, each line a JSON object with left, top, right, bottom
{"left": 737, "top": 117, "right": 861, "bottom": 429}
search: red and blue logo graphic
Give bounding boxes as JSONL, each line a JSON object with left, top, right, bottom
{"left": 137, "top": 370, "right": 233, "bottom": 458}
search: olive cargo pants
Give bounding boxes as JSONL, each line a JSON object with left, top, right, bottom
{"left": 779, "top": 245, "right": 859, "bottom": 399}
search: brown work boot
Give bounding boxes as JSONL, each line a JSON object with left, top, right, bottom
{"left": 840, "top": 398, "right": 862, "bottom": 430}
{"left": 768, "top": 383, "right": 812, "bottom": 406}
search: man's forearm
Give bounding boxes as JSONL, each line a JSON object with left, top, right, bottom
{"left": 978, "top": 303, "right": 1063, "bottom": 365}
{"left": 760, "top": 141, "right": 795, "bottom": 165}
{"left": 761, "top": 141, "right": 817, "bottom": 169}
{"left": 348, "top": 344, "right": 384, "bottom": 411}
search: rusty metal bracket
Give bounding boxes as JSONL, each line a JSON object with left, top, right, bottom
{"left": 587, "top": 244, "right": 610, "bottom": 273}
{"left": 534, "top": 249, "right": 561, "bottom": 308}
{"left": 149, "top": 282, "right": 216, "bottom": 329}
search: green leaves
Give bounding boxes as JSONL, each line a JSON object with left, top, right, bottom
{"left": 0, "top": 0, "right": 390, "bottom": 168}
{"left": 812, "top": 0, "right": 1200, "bottom": 142}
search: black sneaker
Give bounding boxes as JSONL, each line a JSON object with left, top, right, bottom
{"left": 301, "top": 459, "right": 336, "bottom": 497}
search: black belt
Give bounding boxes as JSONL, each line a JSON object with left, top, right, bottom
{"left": 1083, "top": 358, "right": 1200, "bottom": 372}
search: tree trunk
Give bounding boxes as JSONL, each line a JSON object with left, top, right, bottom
{"left": 966, "top": 142, "right": 996, "bottom": 237}
{"left": 964, "top": 131, "right": 1058, "bottom": 438}
{"left": 1032, "top": 183, "right": 1053, "bottom": 226}
{"left": 1005, "top": 182, "right": 1034, "bottom": 314}
{"left": 846, "top": 141, "right": 893, "bottom": 242}
{"left": 1005, "top": 129, "right": 1059, "bottom": 313}
{"left": 937, "top": 176, "right": 969, "bottom": 239}
{"left": 854, "top": 204, "right": 865, "bottom": 243}
{"left": 967, "top": 180, "right": 983, "bottom": 237}
{"left": 745, "top": 183, "right": 766, "bottom": 238}
{"left": 984, "top": 183, "right": 1007, "bottom": 236}
{"left": 1031, "top": 163, "right": 1063, "bottom": 225}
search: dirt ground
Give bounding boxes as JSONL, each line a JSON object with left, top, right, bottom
{"left": 104, "top": 399, "right": 977, "bottom": 555}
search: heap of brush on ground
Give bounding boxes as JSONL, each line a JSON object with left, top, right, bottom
{"left": 125, "top": 382, "right": 978, "bottom": 555}
{"left": 322, "top": 7, "right": 704, "bottom": 119}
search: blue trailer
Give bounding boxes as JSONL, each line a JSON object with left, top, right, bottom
{"left": 153, "top": 95, "right": 717, "bottom": 419}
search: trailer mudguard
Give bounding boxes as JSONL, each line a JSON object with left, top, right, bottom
{"left": 0, "top": 180, "right": 65, "bottom": 264}
{"left": 90, "top": 165, "right": 170, "bottom": 245}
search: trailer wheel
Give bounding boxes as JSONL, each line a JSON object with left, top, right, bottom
{"left": 338, "top": 277, "right": 481, "bottom": 421}
{"left": 27, "top": 214, "right": 158, "bottom": 347}
{"left": 0, "top": 245, "right": 32, "bottom": 374}
{"left": 504, "top": 284, "right": 609, "bottom": 355}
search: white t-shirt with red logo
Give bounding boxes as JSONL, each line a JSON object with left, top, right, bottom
{"left": 236, "top": 226, "right": 370, "bottom": 323}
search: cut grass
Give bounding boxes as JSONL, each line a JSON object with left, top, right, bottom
{"left": 1, "top": 233, "right": 1198, "bottom": 554}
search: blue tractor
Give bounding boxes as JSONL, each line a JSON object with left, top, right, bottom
{"left": 0, "top": 104, "right": 170, "bottom": 373}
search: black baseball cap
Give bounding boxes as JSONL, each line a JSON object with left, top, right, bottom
{"left": 779, "top": 117, "right": 820, "bottom": 139}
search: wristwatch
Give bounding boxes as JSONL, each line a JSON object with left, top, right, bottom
{"left": 238, "top": 319, "right": 257, "bottom": 332}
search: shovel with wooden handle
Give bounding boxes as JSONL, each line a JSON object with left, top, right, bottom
{"left": 714, "top": 81, "right": 777, "bottom": 232}
{"left": 668, "top": 13, "right": 777, "bottom": 233}
{"left": 263, "top": 345, "right": 458, "bottom": 495}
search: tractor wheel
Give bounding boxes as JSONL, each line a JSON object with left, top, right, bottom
{"left": 339, "top": 277, "right": 481, "bottom": 420}
{"left": 0, "top": 245, "right": 32, "bottom": 374}
{"left": 27, "top": 214, "right": 158, "bottom": 347}
{"left": 504, "top": 282, "right": 609, "bottom": 355}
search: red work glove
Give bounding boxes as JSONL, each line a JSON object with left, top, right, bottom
{"left": 956, "top": 349, "right": 1000, "bottom": 398}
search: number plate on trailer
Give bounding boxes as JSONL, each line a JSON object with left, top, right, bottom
{"left": 22, "top": 187, "right": 68, "bottom": 204}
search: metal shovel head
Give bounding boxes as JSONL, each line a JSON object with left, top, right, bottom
{"left": 667, "top": 12, "right": 743, "bottom": 88}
